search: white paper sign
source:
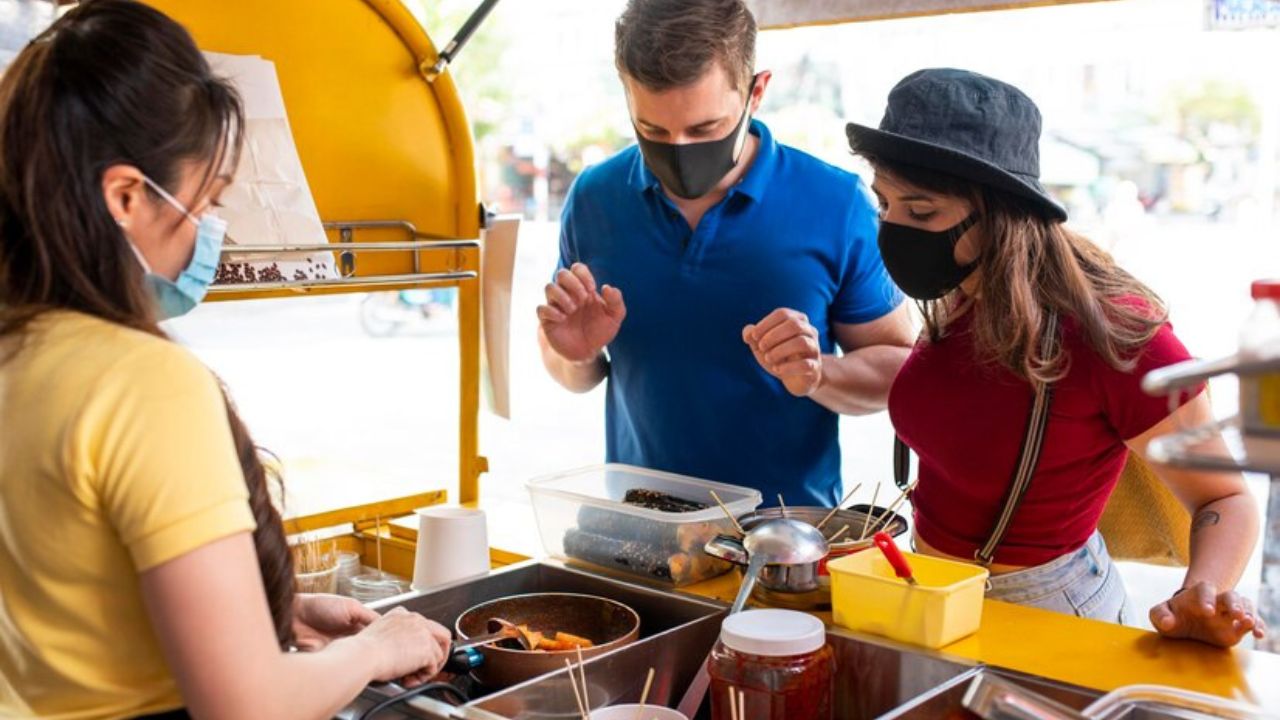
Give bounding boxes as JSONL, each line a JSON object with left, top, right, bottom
{"left": 204, "top": 52, "right": 336, "bottom": 283}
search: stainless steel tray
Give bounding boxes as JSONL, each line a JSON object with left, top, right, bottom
{"left": 338, "top": 560, "right": 726, "bottom": 719}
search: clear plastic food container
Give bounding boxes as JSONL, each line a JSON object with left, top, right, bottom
{"left": 1083, "top": 685, "right": 1273, "bottom": 719}
{"left": 527, "top": 464, "right": 763, "bottom": 586}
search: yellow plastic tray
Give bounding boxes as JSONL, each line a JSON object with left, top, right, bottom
{"left": 828, "top": 549, "right": 989, "bottom": 649}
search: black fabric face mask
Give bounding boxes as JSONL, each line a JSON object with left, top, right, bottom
{"left": 634, "top": 78, "right": 757, "bottom": 200}
{"left": 878, "top": 212, "right": 981, "bottom": 300}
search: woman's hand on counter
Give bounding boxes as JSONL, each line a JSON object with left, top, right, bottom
{"left": 1149, "top": 581, "right": 1267, "bottom": 647}
{"left": 353, "top": 607, "right": 453, "bottom": 686}
{"left": 292, "top": 594, "right": 379, "bottom": 651}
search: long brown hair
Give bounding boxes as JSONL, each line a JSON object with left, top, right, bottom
{"left": 0, "top": 0, "right": 295, "bottom": 646}
{"left": 864, "top": 156, "right": 1167, "bottom": 385}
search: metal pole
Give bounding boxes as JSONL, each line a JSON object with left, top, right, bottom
{"left": 425, "top": 0, "right": 502, "bottom": 81}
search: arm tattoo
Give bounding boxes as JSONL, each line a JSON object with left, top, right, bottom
{"left": 1191, "top": 509, "right": 1221, "bottom": 533}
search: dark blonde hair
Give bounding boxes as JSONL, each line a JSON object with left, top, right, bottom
{"left": 865, "top": 156, "right": 1167, "bottom": 385}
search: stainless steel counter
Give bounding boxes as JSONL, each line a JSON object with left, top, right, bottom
{"left": 336, "top": 560, "right": 1238, "bottom": 720}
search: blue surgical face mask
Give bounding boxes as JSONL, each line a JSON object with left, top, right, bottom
{"left": 126, "top": 176, "right": 227, "bottom": 319}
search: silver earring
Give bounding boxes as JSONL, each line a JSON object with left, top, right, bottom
{"left": 116, "top": 219, "right": 128, "bottom": 229}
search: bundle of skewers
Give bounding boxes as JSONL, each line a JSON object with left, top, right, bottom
{"left": 709, "top": 479, "right": 918, "bottom": 548}
{"left": 726, "top": 685, "right": 747, "bottom": 720}
{"left": 565, "top": 659, "right": 672, "bottom": 719}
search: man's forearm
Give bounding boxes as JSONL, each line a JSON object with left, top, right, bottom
{"left": 538, "top": 327, "right": 609, "bottom": 393}
{"left": 808, "top": 345, "right": 910, "bottom": 415}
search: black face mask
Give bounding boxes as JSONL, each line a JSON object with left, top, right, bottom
{"left": 634, "top": 78, "right": 757, "bottom": 200}
{"left": 878, "top": 212, "right": 980, "bottom": 300}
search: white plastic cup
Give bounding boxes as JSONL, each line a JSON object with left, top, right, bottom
{"left": 590, "top": 706, "right": 686, "bottom": 720}
{"left": 411, "top": 506, "right": 490, "bottom": 591}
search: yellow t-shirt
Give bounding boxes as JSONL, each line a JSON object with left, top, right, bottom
{"left": 0, "top": 311, "right": 256, "bottom": 719}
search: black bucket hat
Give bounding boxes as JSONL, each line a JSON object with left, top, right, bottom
{"left": 846, "top": 68, "right": 1067, "bottom": 222}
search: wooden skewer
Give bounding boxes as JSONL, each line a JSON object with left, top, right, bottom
{"left": 634, "top": 667, "right": 655, "bottom": 720}
{"left": 816, "top": 482, "right": 862, "bottom": 531}
{"left": 576, "top": 646, "right": 590, "bottom": 717}
{"left": 777, "top": 494, "right": 788, "bottom": 519}
{"left": 859, "top": 483, "right": 882, "bottom": 540}
{"left": 710, "top": 491, "right": 746, "bottom": 535}
{"left": 738, "top": 689, "right": 746, "bottom": 720}
{"left": 375, "top": 514, "right": 384, "bottom": 574}
{"left": 827, "top": 524, "right": 851, "bottom": 543}
{"left": 728, "top": 687, "right": 738, "bottom": 720}
{"left": 865, "top": 481, "right": 918, "bottom": 538}
{"left": 565, "top": 659, "right": 588, "bottom": 720}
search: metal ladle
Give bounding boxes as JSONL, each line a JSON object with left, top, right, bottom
{"left": 730, "top": 518, "right": 830, "bottom": 614}
{"left": 678, "top": 518, "right": 832, "bottom": 717}
{"left": 453, "top": 617, "right": 537, "bottom": 652}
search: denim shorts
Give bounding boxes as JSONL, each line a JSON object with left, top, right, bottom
{"left": 983, "top": 531, "right": 1135, "bottom": 626}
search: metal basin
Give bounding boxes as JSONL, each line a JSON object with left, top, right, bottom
{"left": 339, "top": 560, "right": 725, "bottom": 719}
{"left": 880, "top": 666, "right": 1100, "bottom": 719}
{"left": 467, "top": 621, "right": 979, "bottom": 720}
{"left": 824, "top": 627, "right": 977, "bottom": 719}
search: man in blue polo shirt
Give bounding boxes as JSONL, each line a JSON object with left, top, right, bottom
{"left": 536, "top": 0, "right": 913, "bottom": 506}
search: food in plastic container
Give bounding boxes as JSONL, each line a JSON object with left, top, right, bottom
{"left": 527, "top": 465, "right": 762, "bottom": 586}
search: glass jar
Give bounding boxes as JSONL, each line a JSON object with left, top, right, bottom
{"left": 348, "top": 571, "right": 408, "bottom": 603}
{"left": 708, "top": 609, "right": 834, "bottom": 720}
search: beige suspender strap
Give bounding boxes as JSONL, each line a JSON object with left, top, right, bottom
{"left": 974, "top": 312, "right": 1060, "bottom": 568}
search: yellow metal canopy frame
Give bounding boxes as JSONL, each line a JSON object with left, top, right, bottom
{"left": 144, "top": 0, "right": 487, "bottom": 515}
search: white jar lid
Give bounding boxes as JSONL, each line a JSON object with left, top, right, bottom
{"left": 720, "top": 609, "right": 826, "bottom": 657}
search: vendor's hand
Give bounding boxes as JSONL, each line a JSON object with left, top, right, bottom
{"left": 744, "top": 308, "right": 823, "bottom": 397}
{"left": 292, "top": 593, "right": 379, "bottom": 651}
{"left": 355, "top": 607, "right": 452, "bottom": 686}
{"left": 537, "top": 263, "right": 626, "bottom": 363}
{"left": 1149, "top": 582, "right": 1267, "bottom": 648}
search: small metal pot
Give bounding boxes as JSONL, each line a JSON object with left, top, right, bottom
{"left": 704, "top": 535, "right": 824, "bottom": 593}
{"left": 454, "top": 592, "right": 640, "bottom": 689}
{"left": 704, "top": 504, "right": 909, "bottom": 607}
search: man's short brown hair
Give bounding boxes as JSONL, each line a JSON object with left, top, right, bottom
{"left": 615, "top": 0, "right": 757, "bottom": 94}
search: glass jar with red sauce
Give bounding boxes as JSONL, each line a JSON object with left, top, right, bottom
{"left": 708, "top": 609, "right": 834, "bottom": 720}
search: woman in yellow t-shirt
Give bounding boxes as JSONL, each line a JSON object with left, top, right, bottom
{"left": 0, "top": 3, "right": 452, "bottom": 718}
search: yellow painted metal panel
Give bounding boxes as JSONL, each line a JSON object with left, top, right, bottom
{"left": 142, "top": 0, "right": 486, "bottom": 501}
{"left": 282, "top": 491, "right": 447, "bottom": 536}
{"left": 144, "top": 0, "right": 479, "bottom": 250}
{"left": 941, "top": 600, "right": 1280, "bottom": 706}
{"left": 357, "top": 526, "right": 418, "bottom": 579}
{"left": 457, "top": 275, "right": 484, "bottom": 504}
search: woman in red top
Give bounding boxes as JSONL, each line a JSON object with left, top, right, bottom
{"left": 847, "top": 68, "right": 1263, "bottom": 648}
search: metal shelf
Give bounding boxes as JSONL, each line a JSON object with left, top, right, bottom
{"left": 209, "top": 219, "right": 480, "bottom": 300}
{"left": 1142, "top": 351, "right": 1280, "bottom": 473}
{"left": 1143, "top": 353, "right": 1280, "bottom": 395}
{"left": 1146, "top": 415, "right": 1280, "bottom": 474}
